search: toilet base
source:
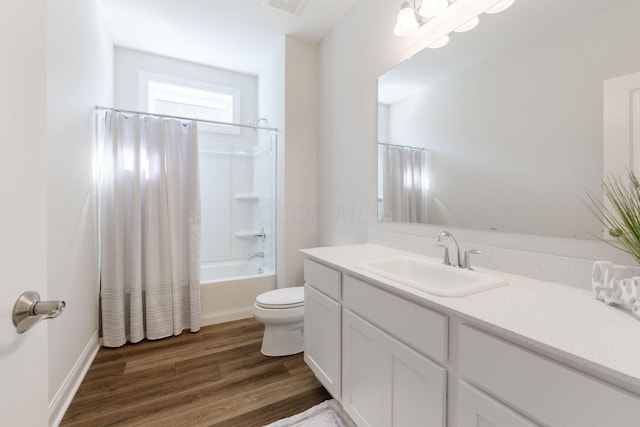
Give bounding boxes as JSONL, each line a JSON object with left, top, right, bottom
{"left": 253, "top": 302, "right": 305, "bottom": 357}
{"left": 260, "top": 320, "right": 304, "bottom": 356}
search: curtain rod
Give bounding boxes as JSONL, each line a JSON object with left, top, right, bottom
{"left": 378, "top": 142, "right": 427, "bottom": 152}
{"left": 95, "top": 105, "right": 278, "bottom": 132}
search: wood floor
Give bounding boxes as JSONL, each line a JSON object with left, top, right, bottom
{"left": 61, "top": 318, "right": 331, "bottom": 426}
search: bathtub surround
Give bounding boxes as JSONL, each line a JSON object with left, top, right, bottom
{"left": 199, "top": 137, "right": 276, "bottom": 278}
{"left": 97, "top": 111, "right": 201, "bottom": 347}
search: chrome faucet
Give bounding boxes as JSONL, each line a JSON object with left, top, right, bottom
{"left": 248, "top": 251, "right": 264, "bottom": 260}
{"left": 462, "top": 249, "right": 483, "bottom": 270}
{"left": 435, "top": 231, "right": 462, "bottom": 268}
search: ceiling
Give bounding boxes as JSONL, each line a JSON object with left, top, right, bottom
{"left": 98, "top": 0, "right": 356, "bottom": 75}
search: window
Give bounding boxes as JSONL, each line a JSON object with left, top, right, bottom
{"left": 139, "top": 71, "right": 241, "bottom": 135}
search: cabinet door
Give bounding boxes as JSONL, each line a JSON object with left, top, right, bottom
{"left": 382, "top": 336, "right": 447, "bottom": 427}
{"left": 304, "top": 284, "right": 342, "bottom": 399}
{"left": 458, "top": 382, "right": 538, "bottom": 427}
{"left": 343, "top": 309, "right": 383, "bottom": 427}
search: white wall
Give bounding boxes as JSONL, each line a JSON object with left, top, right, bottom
{"left": 114, "top": 47, "right": 258, "bottom": 141}
{"left": 283, "top": 37, "right": 319, "bottom": 287}
{"left": 46, "top": 0, "right": 113, "bottom": 423}
{"left": 318, "top": 0, "right": 636, "bottom": 264}
{"left": 318, "top": 0, "right": 415, "bottom": 245}
{"left": 258, "top": 35, "right": 319, "bottom": 288}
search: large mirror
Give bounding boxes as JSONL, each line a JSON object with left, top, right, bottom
{"left": 377, "top": 0, "right": 640, "bottom": 238}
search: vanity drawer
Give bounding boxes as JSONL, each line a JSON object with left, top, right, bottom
{"left": 343, "top": 275, "right": 448, "bottom": 363}
{"left": 459, "top": 325, "right": 640, "bottom": 426}
{"left": 458, "top": 381, "right": 537, "bottom": 427}
{"left": 304, "top": 258, "right": 341, "bottom": 300}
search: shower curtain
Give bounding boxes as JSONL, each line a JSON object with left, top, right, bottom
{"left": 380, "top": 145, "right": 429, "bottom": 223}
{"left": 97, "top": 110, "right": 201, "bottom": 347}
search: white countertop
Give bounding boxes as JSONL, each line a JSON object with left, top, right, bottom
{"left": 301, "top": 244, "right": 640, "bottom": 394}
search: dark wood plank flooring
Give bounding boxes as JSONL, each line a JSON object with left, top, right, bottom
{"left": 61, "top": 318, "right": 331, "bottom": 426}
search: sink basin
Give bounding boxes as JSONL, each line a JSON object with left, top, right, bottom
{"left": 357, "top": 257, "right": 507, "bottom": 297}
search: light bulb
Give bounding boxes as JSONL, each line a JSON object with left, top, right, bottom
{"left": 394, "top": 2, "right": 419, "bottom": 37}
{"left": 419, "top": 0, "right": 448, "bottom": 18}
{"left": 485, "top": 0, "right": 515, "bottom": 14}
{"left": 428, "top": 35, "right": 450, "bottom": 49}
{"left": 454, "top": 16, "right": 479, "bottom": 32}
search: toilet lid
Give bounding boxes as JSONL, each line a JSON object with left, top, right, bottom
{"left": 256, "top": 287, "right": 304, "bottom": 309}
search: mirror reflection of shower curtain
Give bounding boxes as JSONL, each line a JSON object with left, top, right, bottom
{"left": 380, "top": 144, "right": 429, "bottom": 223}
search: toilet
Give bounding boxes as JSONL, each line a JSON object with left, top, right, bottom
{"left": 252, "top": 286, "right": 305, "bottom": 356}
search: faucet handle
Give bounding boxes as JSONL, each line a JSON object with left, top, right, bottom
{"left": 462, "top": 249, "right": 483, "bottom": 270}
{"left": 254, "top": 228, "right": 266, "bottom": 242}
{"left": 435, "top": 243, "right": 451, "bottom": 266}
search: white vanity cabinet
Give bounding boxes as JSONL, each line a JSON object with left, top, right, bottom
{"left": 303, "top": 259, "right": 342, "bottom": 400}
{"left": 381, "top": 326, "right": 447, "bottom": 427}
{"left": 302, "top": 248, "right": 640, "bottom": 427}
{"left": 459, "top": 325, "right": 640, "bottom": 426}
{"left": 342, "top": 276, "right": 447, "bottom": 427}
{"left": 342, "top": 309, "right": 383, "bottom": 426}
{"left": 457, "top": 381, "right": 538, "bottom": 427}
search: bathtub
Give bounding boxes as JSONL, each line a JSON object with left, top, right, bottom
{"left": 201, "top": 260, "right": 272, "bottom": 283}
{"left": 200, "top": 260, "right": 276, "bottom": 326}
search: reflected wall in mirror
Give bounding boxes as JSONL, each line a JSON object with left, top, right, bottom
{"left": 378, "top": 0, "right": 640, "bottom": 238}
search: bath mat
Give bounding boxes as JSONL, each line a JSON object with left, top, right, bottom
{"left": 263, "top": 399, "right": 357, "bottom": 427}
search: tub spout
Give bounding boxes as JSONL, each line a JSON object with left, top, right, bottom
{"left": 248, "top": 251, "right": 264, "bottom": 260}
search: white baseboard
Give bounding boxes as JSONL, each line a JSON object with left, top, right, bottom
{"left": 200, "top": 309, "right": 253, "bottom": 327}
{"left": 49, "top": 331, "right": 99, "bottom": 427}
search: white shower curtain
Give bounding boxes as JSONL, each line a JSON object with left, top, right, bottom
{"left": 380, "top": 145, "right": 429, "bottom": 223}
{"left": 97, "top": 110, "right": 201, "bottom": 347}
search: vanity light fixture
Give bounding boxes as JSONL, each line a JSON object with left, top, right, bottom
{"left": 394, "top": 0, "right": 516, "bottom": 46}
{"left": 454, "top": 16, "right": 479, "bottom": 32}
{"left": 394, "top": 1, "right": 422, "bottom": 37}
{"left": 429, "top": 35, "right": 450, "bottom": 48}
{"left": 485, "top": 0, "right": 515, "bottom": 14}
{"left": 418, "top": 0, "right": 449, "bottom": 18}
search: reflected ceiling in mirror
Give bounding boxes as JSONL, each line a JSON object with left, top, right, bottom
{"left": 377, "top": 0, "right": 640, "bottom": 238}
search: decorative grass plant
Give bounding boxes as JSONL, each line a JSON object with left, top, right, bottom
{"left": 585, "top": 171, "right": 640, "bottom": 264}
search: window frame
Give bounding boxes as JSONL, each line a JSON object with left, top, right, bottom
{"left": 138, "top": 71, "right": 242, "bottom": 135}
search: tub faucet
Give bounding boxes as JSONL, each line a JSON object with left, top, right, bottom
{"left": 248, "top": 251, "right": 264, "bottom": 260}
{"left": 435, "top": 231, "right": 461, "bottom": 268}
{"left": 254, "top": 228, "right": 266, "bottom": 242}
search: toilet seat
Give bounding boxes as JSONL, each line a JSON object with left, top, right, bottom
{"left": 255, "top": 287, "right": 304, "bottom": 309}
